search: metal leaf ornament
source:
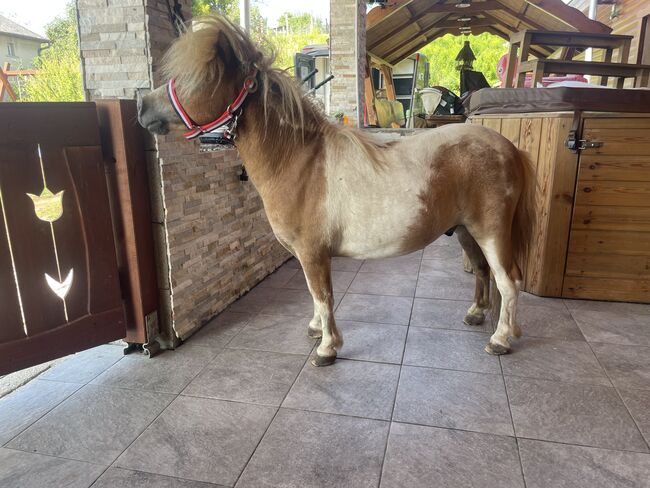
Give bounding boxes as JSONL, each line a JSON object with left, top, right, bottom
{"left": 45, "top": 269, "right": 74, "bottom": 299}
{"left": 27, "top": 187, "right": 64, "bottom": 222}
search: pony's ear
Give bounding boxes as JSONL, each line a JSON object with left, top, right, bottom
{"left": 215, "top": 31, "right": 238, "bottom": 69}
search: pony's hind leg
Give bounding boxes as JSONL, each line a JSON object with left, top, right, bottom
{"left": 300, "top": 254, "right": 342, "bottom": 366}
{"left": 455, "top": 226, "right": 490, "bottom": 326}
{"left": 474, "top": 236, "right": 522, "bottom": 355}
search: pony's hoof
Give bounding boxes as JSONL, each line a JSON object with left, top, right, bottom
{"left": 307, "top": 328, "right": 322, "bottom": 339}
{"left": 485, "top": 341, "right": 510, "bottom": 355}
{"left": 463, "top": 312, "right": 485, "bottom": 326}
{"left": 311, "top": 354, "right": 336, "bottom": 367}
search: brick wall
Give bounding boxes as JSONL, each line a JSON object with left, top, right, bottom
{"left": 329, "top": 0, "right": 366, "bottom": 125}
{"left": 77, "top": 0, "right": 289, "bottom": 343}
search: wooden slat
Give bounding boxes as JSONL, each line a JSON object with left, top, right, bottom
{"left": 525, "top": 117, "right": 579, "bottom": 295}
{"left": 482, "top": 118, "right": 502, "bottom": 132}
{"left": 575, "top": 179, "right": 650, "bottom": 207}
{"left": 583, "top": 117, "right": 650, "bottom": 129}
{"left": 566, "top": 252, "right": 650, "bottom": 279}
{"left": 578, "top": 157, "right": 650, "bottom": 182}
{"left": 0, "top": 144, "right": 67, "bottom": 335}
{"left": 563, "top": 275, "right": 650, "bottom": 303}
{"left": 572, "top": 205, "right": 650, "bottom": 232}
{"left": 568, "top": 229, "right": 650, "bottom": 256}
{"left": 40, "top": 144, "right": 89, "bottom": 322}
{"left": 65, "top": 146, "right": 123, "bottom": 315}
{"left": 580, "top": 128, "right": 650, "bottom": 156}
{"left": 0, "top": 186, "right": 24, "bottom": 343}
{"left": 500, "top": 118, "right": 522, "bottom": 147}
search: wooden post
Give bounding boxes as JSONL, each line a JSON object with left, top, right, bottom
{"left": 0, "top": 63, "right": 18, "bottom": 102}
{"left": 379, "top": 65, "right": 396, "bottom": 101}
{"left": 364, "top": 57, "right": 378, "bottom": 126}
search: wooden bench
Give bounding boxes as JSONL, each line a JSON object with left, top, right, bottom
{"left": 505, "top": 30, "right": 635, "bottom": 89}
{"left": 518, "top": 59, "right": 650, "bottom": 89}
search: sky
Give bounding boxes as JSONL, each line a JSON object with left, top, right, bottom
{"left": 0, "top": 0, "right": 330, "bottom": 36}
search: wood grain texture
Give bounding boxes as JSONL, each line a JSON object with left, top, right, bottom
{"left": 563, "top": 275, "right": 650, "bottom": 303}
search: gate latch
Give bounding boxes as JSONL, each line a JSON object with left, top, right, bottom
{"left": 565, "top": 131, "right": 604, "bottom": 152}
{"left": 577, "top": 139, "right": 604, "bottom": 151}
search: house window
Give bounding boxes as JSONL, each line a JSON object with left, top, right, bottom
{"left": 7, "top": 42, "right": 16, "bottom": 57}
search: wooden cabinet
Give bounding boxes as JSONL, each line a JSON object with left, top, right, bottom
{"left": 470, "top": 112, "right": 650, "bottom": 303}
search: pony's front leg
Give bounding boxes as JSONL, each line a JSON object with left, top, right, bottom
{"left": 307, "top": 300, "right": 322, "bottom": 339}
{"left": 300, "top": 256, "right": 342, "bottom": 366}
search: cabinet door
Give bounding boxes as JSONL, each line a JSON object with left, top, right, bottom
{"left": 563, "top": 117, "right": 650, "bottom": 302}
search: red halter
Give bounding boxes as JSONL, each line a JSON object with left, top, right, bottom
{"left": 166, "top": 69, "right": 258, "bottom": 140}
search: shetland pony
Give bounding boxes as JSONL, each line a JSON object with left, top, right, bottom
{"left": 138, "top": 16, "right": 534, "bottom": 366}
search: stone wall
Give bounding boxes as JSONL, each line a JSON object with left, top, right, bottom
{"left": 329, "top": 0, "right": 366, "bottom": 125}
{"left": 77, "top": 0, "right": 289, "bottom": 343}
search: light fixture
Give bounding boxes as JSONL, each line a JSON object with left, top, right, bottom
{"left": 455, "top": 0, "right": 472, "bottom": 8}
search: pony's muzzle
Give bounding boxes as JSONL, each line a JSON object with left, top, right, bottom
{"left": 137, "top": 89, "right": 172, "bottom": 135}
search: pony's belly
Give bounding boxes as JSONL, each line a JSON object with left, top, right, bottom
{"left": 335, "top": 213, "right": 424, "bottom": 259}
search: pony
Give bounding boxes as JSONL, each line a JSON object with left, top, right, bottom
{"left": 138, "top": 16, "right": 534, "bottom": 366}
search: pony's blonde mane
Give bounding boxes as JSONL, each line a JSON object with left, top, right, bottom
{"left": 162, "top": 15, "right": 388, "bottom": 166}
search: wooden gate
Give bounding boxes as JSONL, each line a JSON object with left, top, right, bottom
{"left": 0, "top": 103, "right": 126, "bottom": 375}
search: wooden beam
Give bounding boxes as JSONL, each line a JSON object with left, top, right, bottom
{"left": 379, "top": 65, "right": 397, "bottom": 101}
{"left": 525, "top": 0, "right": 612, "bottom": 34}
{"left": 367, "top": 0, "right": 413, "bottom": 28}
{"left": 368, "top": 7, "right": 450, "bottom": 51}
{"left": 433, "top": 18, "right": 498, "bottom": 30}
{"left": 493, "top": 1, "right": 545, "bottom": 31}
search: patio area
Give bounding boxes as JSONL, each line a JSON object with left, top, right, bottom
{"left": 1, "top": 237, "right": 649, "bottom": 488}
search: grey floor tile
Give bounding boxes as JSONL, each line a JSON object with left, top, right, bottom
{"left": 236, "top": 409, "right": 388, "bottom": 488}
{"left": 188, "top": 311, "right": 254, "bottom": 348}
{"left": 415, "top": 260, "right": 475, "bottom": 300}
{"left": 410, "top": 298, "right": 492, "bottom": 333}
{"left": 591, "top": 343, "right": 650, "bottom": 391}
{"left": 284, "top": 269, "right": 356, "bottom": 292}
{"left": 519, "top": 439, "right": 650, "bottom": 488}
{"left": 518, "top": 292, "right": 568, "bottom": 310}
{"left": 0, "top": 448, "right": 104, "bottom": 488}
{"left": 572, "top": 309, "right": 650, "bottom": 346}
{"left": 619, "top": 389, "right": 650, "bottom": 446}
{"left": 228, "top": 314, "right": 316, "bottom": 355}
{"left": 394, "top": 366, "right": 513, "bottom": 436}
{"left": 337, "top": 321, "right": 407, "bottom": 364}
{"left": 380, "top": 423, "right": 524, "bottom": 488}
{"left": 183, "top": 349, "right": 305, "bottom": 405}
{"left": 258, "top": 289, "right": 341, "bottom": 318}
{"left": 92, "top": 467, "right": 224, "bottom": 488}
{"left": 257, "top": 264, "right": 299, "bottom": 288}
{"left": 116, "top": 396, "right": 276, "bottom": 486}
{"left": 332, "top": 256, "right": 364, "bottom": 272}
{"left": 403, "top": 327, "right": 501, "bottom": 374}
{"left": 517, "top": 305, "right": 584, "bottom": 340}
{"left": 336, "top": 293, "right": 413, "bottom": 325}
{"left": 7, "top": 384, "right": 174, "bottom": 465}
{"left": 422, "top": 241, "right": 463, "bottom": 260}
{"left": 284, "top": 258, "right": 301, "bottom": 269}
{"left": 348, "top": 272, "right": 417, "bottom": 297}
{"left": 227, "top": 286, "right": 277, "bottom": 314}
{"left": 565, "top": 299, "right": 650, "bottom": 316}
{"left": 505, "top": 376, "right": 648, "bottom": 452}
{"left": 283, "top": 359, "right": 400, "bottom": 420}
{"left": 38, "top": 344, "right": 124, "bottom": 384}
{"left": 501, "top": 337, "right": 610, "bottom": 387}
{"left": 359, "top": 253, "right": 422, "bottom": 275}
{"left": 0, "top": 380, "right": 80, "bottom": 445}
{"left": 92, "top": 345, "right": 217, "bottom": 394}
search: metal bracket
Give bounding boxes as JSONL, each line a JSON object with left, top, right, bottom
{"left": 123, "top": 311, "right": 161, "bottom": 358}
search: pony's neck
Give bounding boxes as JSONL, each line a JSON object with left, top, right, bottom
{"left": 234, "top": 87, "right": 325, "bottom": 189}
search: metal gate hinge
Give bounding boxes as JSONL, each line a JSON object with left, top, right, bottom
{"left": 565, "top": 132, "right": 604, "bottom": 152}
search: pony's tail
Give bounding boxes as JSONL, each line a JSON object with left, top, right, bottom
{"left": 491, "top": 149, "right": 535, "bottom": 323}
{"left": 512, "top": 150, "right": 536, "bottom": 280}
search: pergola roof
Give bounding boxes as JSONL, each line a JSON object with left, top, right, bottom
{"left": 367, "top": 0, "right": 611, "bottom": 65}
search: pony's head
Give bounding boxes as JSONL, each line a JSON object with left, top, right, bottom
{"left": 138, "top": 15, "right": 309, "bottom": 140}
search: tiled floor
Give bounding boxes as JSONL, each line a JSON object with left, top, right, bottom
{"left": 2, "top": 238, "right": 650, "bottom": 487}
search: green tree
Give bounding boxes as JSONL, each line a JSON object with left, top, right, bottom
{"left": 21, "top": 2, "right": 84, "bottom": 102}
{"left": 192, "top": 0, "right": 327, "bottom": 70}
{"left": 419, "top": 33, "right": 507, "bottom": 94}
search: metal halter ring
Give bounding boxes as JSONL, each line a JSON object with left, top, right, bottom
{"left": 244, "top": 75, "right": 258, "bottom": 93}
